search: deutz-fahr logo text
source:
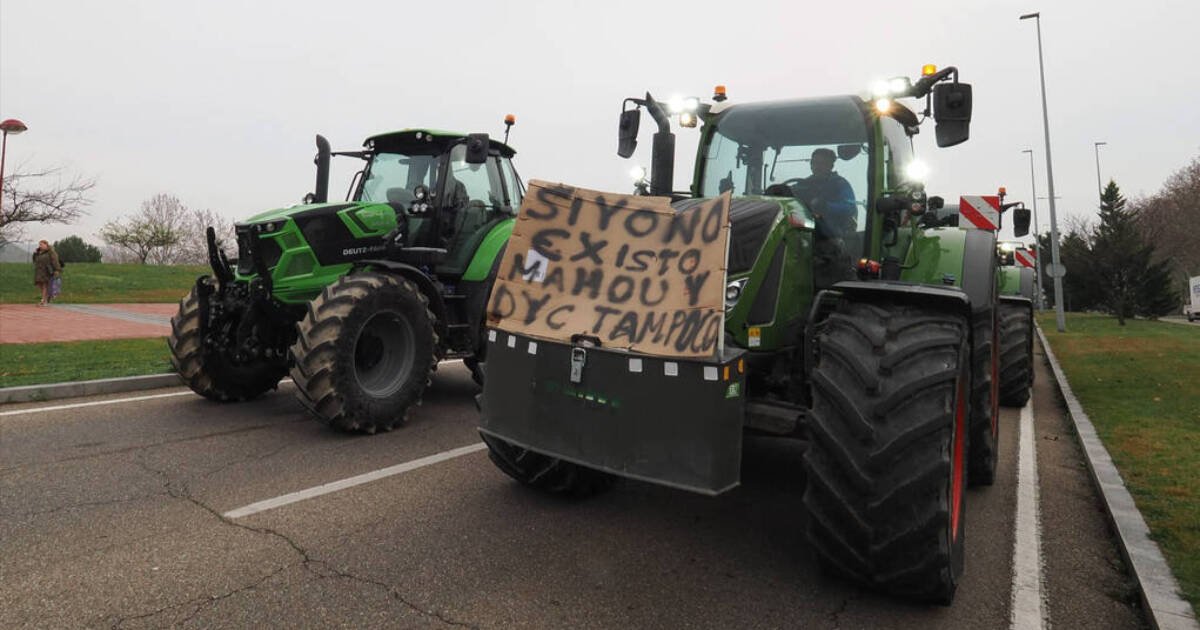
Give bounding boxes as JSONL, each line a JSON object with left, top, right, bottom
{"left": 342, "top": 244, "right": 386, "bottom": 257}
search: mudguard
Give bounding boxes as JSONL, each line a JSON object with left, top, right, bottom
{"left": 897, "top": 227, "right": 997, "bottom": 314}
{"left": 462, "top": 219, "right": 514, "bottom": 282}
{"left": 352, "top": 260, "right": 448, "bottom": 334}
{"left": 479, "top": 329, "right": 747, "bottom": 495}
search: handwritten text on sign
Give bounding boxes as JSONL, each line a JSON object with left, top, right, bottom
{"left": 487, "top": 181, "right": 731, "bottom": 358}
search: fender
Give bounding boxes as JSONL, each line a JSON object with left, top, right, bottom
{"left": 351, "top": 260, "right": 448, "bottom": 338}
{"left": 1019, "top": 266, "right": 1036, "bottom": 301}
{"left": 1000, "top": 295, "right": 1033, "bottom": 309}
{"left": 899, "top": 227, "right": 997, "bottom": 314}
{"left": 805, "top": 280, "right": 973, "bottom": 384}
{"left": 462, "top": 218, "right": 514, "bottom": 282}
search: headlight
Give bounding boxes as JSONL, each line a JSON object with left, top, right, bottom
{"left": 905, "top": 160, "right": 930, "bottom": 182}
{"left": 725, "top": 278, "right": 748, "bottom": 310}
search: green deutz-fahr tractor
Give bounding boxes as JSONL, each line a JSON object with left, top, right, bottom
{"left": 170, "top": 124, "right": 523, "bottom": 433}
{"left": 479, "top": 67, "right": 1014, "bottom": 602}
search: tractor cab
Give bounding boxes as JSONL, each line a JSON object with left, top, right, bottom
{"left": 349, "top": 129, "right": 523, "bottom": 276}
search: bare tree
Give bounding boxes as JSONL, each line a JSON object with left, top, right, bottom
{"left": 1133, "top": 156, "right": 1200, "bottom": 282}
{"left": 101, "top": 194, "right": 187, "bottom": 264}
{"left": 175, "top": 207, "right": 236, "bottom": 265}
{"left": 0, "top": 162, "right": 96, "bottom": 245}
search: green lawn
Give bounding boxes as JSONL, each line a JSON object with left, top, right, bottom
{"left": 0, "top": 337, "right": 173, "bottom": 388}
{"left": 1039, "top": 313, "right": 1200, "bottom": 608}
{"left": 0, "top": 262, "right": 205, "bottom": 304}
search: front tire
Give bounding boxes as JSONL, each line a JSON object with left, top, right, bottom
{"left": 481, "top": 433, "right": 616, "bottom": 498}
{"left": 803, "top": 300, "right": 969, "bottom": 604}
{"left": 289, "top": 272, "right": 437, "bottom": 434}
{"left": 998, "top": 302, "right": 1034, "bottom": 407}
{"left": 168, "top": 278, "right": 287, "bottom": 402}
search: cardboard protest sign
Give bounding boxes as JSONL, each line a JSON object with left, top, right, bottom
{"left": 487, "top": 180, "right": 732, "bottom": 358}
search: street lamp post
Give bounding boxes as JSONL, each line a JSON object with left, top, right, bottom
{"left": 1094, "top": 141, "right": 1107, "bottom": 200}
{"left": 1021, "top": 149, "right": 1046, "bottom": 310}
{"left": 1020, "top": 11, "right": 1066, "bottom": 332}
{"left": 0, "top": 118, "right": 30, "bottom": 217}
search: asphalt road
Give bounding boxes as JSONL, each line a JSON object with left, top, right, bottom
{"left": 0, "top": 351, "right": 1145, "bottom": 629}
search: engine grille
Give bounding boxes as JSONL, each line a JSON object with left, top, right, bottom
{"left": 236, "top": 228, "right": 282, "bottom": 276}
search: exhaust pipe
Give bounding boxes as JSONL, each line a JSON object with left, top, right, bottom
{"left": 643, "top": 93, "right": 674, "bottom": 198}
{"left": 312, "top": 134, "right": 331, "bottom": 203}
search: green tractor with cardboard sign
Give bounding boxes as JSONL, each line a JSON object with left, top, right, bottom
{"left": 169, "top": 120, "right": 524, "bottom": 433}
{"left": 478, "top": 66, "right": 1030, "bottom": 603}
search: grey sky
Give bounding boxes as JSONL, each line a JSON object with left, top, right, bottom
{"left": 3, "top": 0, "right": 1197, "bottom": 246}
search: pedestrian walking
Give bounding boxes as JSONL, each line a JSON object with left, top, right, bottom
{"left": 32, "top": 240, "right": 62, "bottom": 306}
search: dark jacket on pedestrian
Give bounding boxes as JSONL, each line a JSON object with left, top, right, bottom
{"left": 33, "top": 247, "right": 62, "bottom": 284}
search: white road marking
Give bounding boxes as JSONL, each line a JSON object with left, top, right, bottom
{"left": 1010, "top": 401, "right": 1047, "bottom": 630}
{"left": 223, "top": 442, "right": 487, "bottom": 519}
{"left": 0, "top": 391, "right": 193, "bottom": 417}
{"left": 0, "top": 360, "right": 471, "bottom": 418}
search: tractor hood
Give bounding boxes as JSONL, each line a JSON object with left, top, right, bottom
{"left": 240, "top": 201, "right": 376, "bottom": 226}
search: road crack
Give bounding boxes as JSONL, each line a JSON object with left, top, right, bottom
{"left": 112, "top": 459, "right": 475, "bottom": 629}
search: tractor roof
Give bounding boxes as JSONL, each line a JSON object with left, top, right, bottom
{"left": 710, "top": 95, "right": 919, "bottom": 142}
{"left": 364, "top": 129, "right": 516, "bottom": 157}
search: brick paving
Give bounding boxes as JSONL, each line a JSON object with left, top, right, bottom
{"left": 0, "top": 304, "right": 175, "bottom": 344}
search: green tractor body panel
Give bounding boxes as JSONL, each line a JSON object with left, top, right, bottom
{"left": 722, "top": 198, "right": 815, "bottom": 352}
{"left": 998, "top": 266, "right": 1023, "bottom": 296}
{"left": 462, "top": 218, "right": 515, "bottom": 281}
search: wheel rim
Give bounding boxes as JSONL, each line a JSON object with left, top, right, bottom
{"left": 353, "top": 311, "right": 415, "bottom": 398}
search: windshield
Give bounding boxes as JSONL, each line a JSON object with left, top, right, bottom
{"left": 698, "top": 97, "right": 872, "bottom": 236}
{"left": 358, "top": 152, "right": 441, "bottom": 206}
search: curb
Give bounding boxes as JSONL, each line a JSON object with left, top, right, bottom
{"left": 0, "top": 373, "right": 183, "bottom": 405}
{"left": 1036, "top": 324, "right": 1199, "bottom": 630}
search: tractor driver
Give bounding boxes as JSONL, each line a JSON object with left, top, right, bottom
{"left": 793, "top": 148, "right": 857, "bottom": 239}
{"left": 792, "top": 147, "right": 857, "bottom": 287}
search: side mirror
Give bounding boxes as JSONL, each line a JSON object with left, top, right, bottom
{"left": 1012, "top": 207, "right": 1031, "bottom": 237}
{"left": 465, "top": 133, "right": 490, "bottom": 164}
{"left": 928, "top": 195, "right": 945, "bottom": 211}
{"left": 618, "top": 109, "right": 641, "bottom": 158}
{"left": 932, "top": 82, "right": 973, "bottom": 148}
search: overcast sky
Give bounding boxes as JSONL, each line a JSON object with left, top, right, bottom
{"left": 3, "top": 0, "right": 1198, "bottom": 248}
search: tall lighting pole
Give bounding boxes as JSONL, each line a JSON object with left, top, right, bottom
{"left": 1020, "top": 11, "right": 1066, "bottom": 332}
{"left": 0, "top": 118, "right": 30, "bottom": 217}
{"left": 1021, "top": 149, "right": 1045, "bottom": 310}
{"left": 1093, "top": 141, "right": 1107, "bottom": 199}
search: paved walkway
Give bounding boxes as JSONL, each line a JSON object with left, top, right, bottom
{"left": 0, "top": 303, "right": 175, "bottom": 344}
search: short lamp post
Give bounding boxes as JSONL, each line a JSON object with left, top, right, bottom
{"left": 0, "top": 118, "right": 30, "bottom": 217}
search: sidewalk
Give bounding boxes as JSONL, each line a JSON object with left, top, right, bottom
{"left": 0, "top": 304, "right": 175, "bottom": 344}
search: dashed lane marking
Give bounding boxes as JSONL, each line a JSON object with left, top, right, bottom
{"left": 223, "top": 442, "right": 488, "bottom": 519}
{"left": 1010, "top": 401, "right": 1047, "bottom": 629}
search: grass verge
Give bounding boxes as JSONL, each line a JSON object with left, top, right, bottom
{"left": 0, "top": 262, "right": 204, "bottom": 304}
{"left": 0, "top": 338, "right": 172, "bottom": 388}
{"left": 1039, "top": 312, "right": 1199, "bottom": 608}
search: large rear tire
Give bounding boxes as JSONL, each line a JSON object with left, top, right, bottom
{"left": 803, "top": 300, "right": 969, "bottom": 604}
{"left": 169, "top": 278, "right": 287, "bottom": 402}
{"left": 289, "top": 272, "right": 437, "bottom": 434}
{"left": 481, "top": 433, "right": 617, "bottom": 498}
{"left": 968, "top": 307, "right": 1000, "bottom": 487}
{"left": 998, "top": 302, "right": 1034, "bottom": 407}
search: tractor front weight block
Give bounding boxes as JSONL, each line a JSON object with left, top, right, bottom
{"left": 479, "top": 330, "right": 747, "bottom": 496}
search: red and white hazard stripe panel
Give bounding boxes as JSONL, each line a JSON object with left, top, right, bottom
{"left": 959, "top": 195, "right": 1001, "bottom": 231}
{"left": 1014, "top": 249, "right": 1036, "bottom": 269}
